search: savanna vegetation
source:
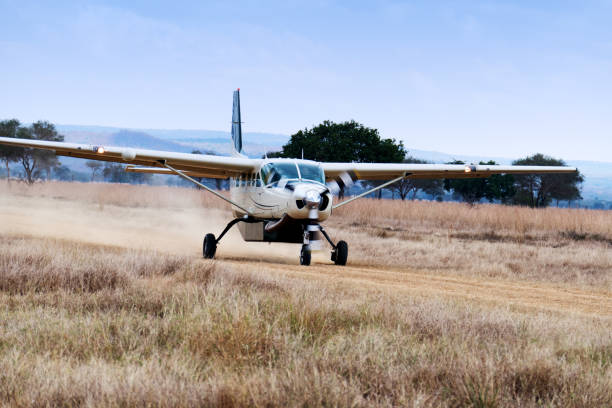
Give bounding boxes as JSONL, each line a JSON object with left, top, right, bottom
{"left": 269, "top": 120, "right": 583, "bottom": 206}
{"left": 1, "top": 119, "right": 586, "bottom": 207}
{"left": 0, "top": 182, "right": 610, "bottom": 407}
{"left": 0, "top": 119, "right": 64, "bottom": 184}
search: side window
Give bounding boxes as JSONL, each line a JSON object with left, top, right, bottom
{"left": 261, "top": 163, "right": 272, "bottom": 185}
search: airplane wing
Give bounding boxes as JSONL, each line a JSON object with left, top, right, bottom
{"left": 322, "top": 162, "right": 577, "bottom": 181}
{"left": 0, "top": 137, "right": 261, "bottom": 178}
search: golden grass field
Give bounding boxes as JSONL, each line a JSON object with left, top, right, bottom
{"left": 0, "top": 181, "right": 611, "bottom": 407}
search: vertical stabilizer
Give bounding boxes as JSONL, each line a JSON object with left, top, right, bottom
{"left": 231, "top": 89, "right": 243, "bottom": 156}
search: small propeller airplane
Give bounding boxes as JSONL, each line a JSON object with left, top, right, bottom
{"left": 0, "top": 90, "right": 577, "bottom": 265}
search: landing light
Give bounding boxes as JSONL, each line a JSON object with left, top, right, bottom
{"left": 97, "top": 146, "right": 105, "bottom": 154}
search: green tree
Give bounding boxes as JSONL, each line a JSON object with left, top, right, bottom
{"left": 0, "top": 119, "right": 21, "bottom": 182}
{"left": 274, "top": 120, "right": 406, "bottom": 197}
{"left": 512, "top": 153, "right": 583, "bottom": 208}
{"left": 278, "top": 120, "right": 405, "bottom": 163}
{"left": 102, "top": 163, "right": 152, "bottom": 184}
{"left": 443, "top": 161, "right": 488, "bottom": 204}
{"left": 482, "top": 161, "right": 516, "bottom": 204}
{"left": 444, "top": 160, "right": 514, "bottom": 204}
{"left": 17, "top": 121, "right": 64, "bottom": 184}
{"left": 390, "top": 157, "right": 444, "bottom": 200}
{"left": 103, "top": 163, "right": 126, "bottom": 183}
{"left": 86, "top": 161, "right": 103, "bottom": 181}
{"left": 53, "top": 165, "right": 73, "bottom": 181}
{"left": 33, "top": 121, "right": 63, "bottom": 180}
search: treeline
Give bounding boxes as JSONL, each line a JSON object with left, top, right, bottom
{"left": 270, "top": 120, "right": 584, "bottom": 208}
{"left": 1, "top": 118, "right": 585, "bottom": 208}
{"left": 84, "top": 161, "right": 152, "bottom": 184}
{"left": 0, "top": 120, "right": 153, "bottom": 185}
{"left": 0, "top": 120, "right": 64, "bottom": 184}
{"left": 443, "top": 157, "right": 583, "bottom": 207}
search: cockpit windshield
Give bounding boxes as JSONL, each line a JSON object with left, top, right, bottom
{"left": 261, "top": 162, "right": 299, "bottom": 185}
{"left": 298, "top": 163, "right": 325, "bottom": 184}
{"left": 260, "top": 161, "right": 325, "bottom": 186}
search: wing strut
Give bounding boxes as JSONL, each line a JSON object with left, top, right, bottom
{"left": 333, "top": 174, "right": 408, "bottom": 210}
{"left": 161, "top": 162, "right": 251, "bottom": 215}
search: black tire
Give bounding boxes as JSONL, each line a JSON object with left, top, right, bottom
{"left": 300, "top": 245, "right": 311, "bottom": 266}
{"left": 334, "top": 240, "right": 348, "bottom": 266}
{"left": 203, "top": 233, "right": 217, "bottom": 259}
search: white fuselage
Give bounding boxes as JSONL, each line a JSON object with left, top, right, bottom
{"left": 228, "top": 159, "right": 332, "bottom": 222}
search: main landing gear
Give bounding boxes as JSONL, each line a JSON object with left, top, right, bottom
{"left": 299, "top": 225, "right": 348, "bottom": 266}
{"left": 203, "top": 233, "right": 217, "bottom": 259}
{"left": 203, "top": 217, "right": 349, "bottom": 267}
{"left": 202, "top": 217, "right": 256, "bottom": 259}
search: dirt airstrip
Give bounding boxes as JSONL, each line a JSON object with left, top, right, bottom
{"left": 1, "top": 185, "right": 610, "bottom": 319}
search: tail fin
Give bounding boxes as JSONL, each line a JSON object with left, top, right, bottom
{"left": 231, "top": 88, "right": 243, "bottom": 156}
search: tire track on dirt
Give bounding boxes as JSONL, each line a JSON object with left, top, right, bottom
{"left": 223, "top": 258, "right": 612, "bottom": 317}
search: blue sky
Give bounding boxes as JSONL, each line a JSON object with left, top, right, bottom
{"left": 1, "top": 0, "right": 611, "bottom": 161}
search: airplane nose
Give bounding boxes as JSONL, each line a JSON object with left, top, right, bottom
{"left": 303, "top": 190, "right": 321, "bottom": 209}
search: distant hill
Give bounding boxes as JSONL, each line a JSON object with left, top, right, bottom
{"left": 408, "top": 148, "right": 612, "bottom": 177}
{"left": 56, "top": 125, "right": 288, "bottom": 158}
{"left": 61, "top": 130, "right": 193, "bottom": 153}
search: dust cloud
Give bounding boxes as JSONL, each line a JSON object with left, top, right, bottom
{"left": 0, "top": 191, "right": 314, "bottom": 265}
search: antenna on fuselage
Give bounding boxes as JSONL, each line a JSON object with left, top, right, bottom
{"left": 301, "top": 149, "right": 304, "bottom": 160}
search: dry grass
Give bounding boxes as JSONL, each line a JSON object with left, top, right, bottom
{"left": 333, "top": 199, "right": 612, "bottom": 248}
{"left": 1, "top": 181, "right": 611, "bottom": 406}
{"left": 0, "top": 236, "right": 610, "bottom": 407}
{"left": 328, "top": 199, "right": 612, "bottom": 290}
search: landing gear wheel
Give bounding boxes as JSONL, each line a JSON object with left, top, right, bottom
{"left": 203, "top": 233, "right": 217, "bottom": 259}
{"left": 332, "top": 240, "right": 348, "bottom": 266}
{"left": 300, "top": 245, "right": 311, "bottom": 266}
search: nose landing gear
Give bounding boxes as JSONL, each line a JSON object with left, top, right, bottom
{"left": 312, "top": 225, "right": 349, "bottom": 266}
{"left": 300, "top": 244, "right": 312, "bottom": 266}
{"left": 300, "top": 240, "right": 347, "bottom": 266}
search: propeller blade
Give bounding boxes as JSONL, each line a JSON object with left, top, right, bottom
{"left": 326, "top": 171, "right": 357, "bottom": 195}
